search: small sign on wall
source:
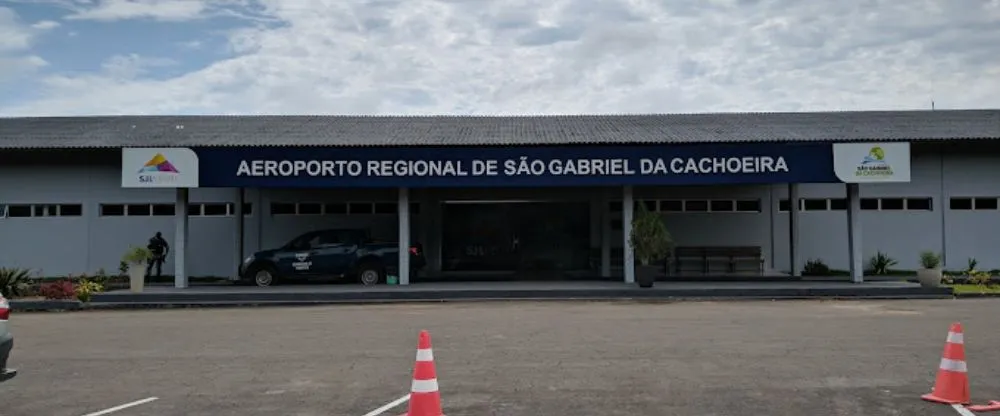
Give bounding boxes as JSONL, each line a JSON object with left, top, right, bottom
{"left": 833, "top": 142, "right": 911, "bottom": 183}
{"left": 121, "top": 147, "right": 200, "bottom": 188}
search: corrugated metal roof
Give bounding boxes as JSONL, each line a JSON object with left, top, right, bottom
{"left": 0, "top": 110, "right": 998, "bottom": 149}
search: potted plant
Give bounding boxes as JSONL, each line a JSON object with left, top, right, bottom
{"left": 122, "top": 246, "right": 152, "bottom": 292}
{"left": 630, "top": 201, "right": 673, "bottom": 288}
{"left": 917, "top": 251, "right": 943, "bottom": 288}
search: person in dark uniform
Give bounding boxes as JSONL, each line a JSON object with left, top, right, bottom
{"left": 146, "top": 232, "right": 170, "bottom": 278}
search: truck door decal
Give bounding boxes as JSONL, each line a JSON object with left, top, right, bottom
{"left": 292, "top": 252, "right": 312, "bottom": 271}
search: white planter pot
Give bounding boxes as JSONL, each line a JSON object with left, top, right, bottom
{"left": 128, "top": 264, "right": 146, "bottom": 292}
{"left": 917, "top": 268, "right": 943, "bottom": 288}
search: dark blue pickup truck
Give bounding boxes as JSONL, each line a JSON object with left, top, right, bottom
{"left": 239, "top": 228, "right": 426, "bottom": 286}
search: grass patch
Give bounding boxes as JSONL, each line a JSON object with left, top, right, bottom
{"left": 948, "top": 284, "right": 1000, "bottom": 294}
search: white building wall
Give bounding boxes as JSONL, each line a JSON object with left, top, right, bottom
{"left": 3, "top": 145, "right": 1000, "bottom": 278}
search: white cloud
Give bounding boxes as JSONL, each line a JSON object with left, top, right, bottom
{"left": 61, "top": 0, "right": 273, "bottom": 22}
{"left": 0, "top": 8, "right": 34, "bottom": 52}
{"left": 31, "top": 20, "right": 61, "bottom": 30}
{"left": 65, "top": 0, "right": 209, "bottom": 21}
{"left": 177, "top": 40, "right": 203, "bottom": 49}
{"left": 0, "top": 7, "right": 49, "bottom": 81}
{"left": 100, "top": 53, "right": 176, "bottom": 79}
{"left": 4, "top": 0, "right": 1000, "bottom": 115}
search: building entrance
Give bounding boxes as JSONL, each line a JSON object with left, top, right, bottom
{"left": 441, "top": 201, "right": 590, "bottom": 273}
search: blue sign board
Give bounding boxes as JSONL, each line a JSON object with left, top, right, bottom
{"left": 194, "top": 143, "right": 839, "bottom": 188}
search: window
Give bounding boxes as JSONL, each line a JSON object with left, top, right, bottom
{"left": 324, "top": 203, "right": 347, "bottom": 214}
{"left": 33, "top": 204, "right": 54, "bottom": 217}
{"left": 98, "top": 202, "right": 247, "bottom": 217}
{"left": 297, "top": 203, "right": 322, "bottom": 215}
{"left": 241, "top": 203, "right": 253, "bottom": 216}
{"left": 317, "top": 229, "right": 360, "bottom": 245}
{"left": 271, "top": 203, "right": 296, "bottom": 215}
{"left": 608, "top": 201, "right": 623, "bottom": 212}
{"left": 777, "top": 199, "right": 803, "bottom": 212}
{"left": 778, "top": 197, "right": 931, "bottom": 212}
{"left": 860, "top": 198, "right": 879, "bottom": 210}
{"left": 709, "top": 200, "right": 734, "bottom": 212}
{"left": 829, "top": 198, "right": 847, "bottom": 211}
{"left": 880, "top": 198, "right": 904, "bottom": 210}
{"left": 735, "top": 200, "right": 761, "bottom": 213}
{"left": 684, "top": 200, "right": 709, "bottom": 212}
{"left": 948, "top": 197, "right": 1000, "bottom": 210}
{"left": 906, "top": 198, "right": 932, "bottom": 211}
{"left": 0, "top": 203, "right": 83, "bottom": 218}
{"left": 100, "top": 204, "right": 125, "bottom": 216}
{"left": 349, "top": 202, "right": 373, "bottom": 214}
{"left": 271, "top": 201, "right": 409, "bottom": 216}
{"left": 152, "top": 204, "right": 175, "bottom": 216}
{"left": 373, "top": 202, "right": 398, "bottom": 214}
{"left": 975, "top": 198, "right": 999, "bottom": 210}
{"left": 128, "top": 204, "right": 151, "bottom": 216}
{"left": 659, "top": 200, "right": 683, "bottom": 212}
{"left": 202, "top": 203, "right": 229, "bottom": 216}
{"left": 59, "top": 204, "right": 83, "bottom": 216}
{"left": 949, "top": 198, "right": 973, "bottom": 210}
{"left": 633, "top": 200, "right": 657, "bottom": 211}
{"left": 802, "top": 199, "right": 828, "bottom": 211}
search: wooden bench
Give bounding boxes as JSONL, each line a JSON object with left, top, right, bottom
{"left": 668, "top": 246, "right": 765, "bottom": 274}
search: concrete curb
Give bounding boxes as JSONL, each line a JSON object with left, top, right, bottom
{"left": 953, "top": 292, "right": 1000, "bottom": 298}
{"left": 9, "top": 288, "right": 959, "bottom": 312}
{"left": 89, "top": 287, "right": 955, "bottom": 303}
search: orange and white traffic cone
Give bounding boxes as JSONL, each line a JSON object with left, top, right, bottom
{"left": 967, "top": 401, "right": 1000, "bottom": 412}
{"left": 401, "top": 330, "right": 444, "bottom": 416}
{"left": 922, "top": 322, "right": 971, "bottom": 405}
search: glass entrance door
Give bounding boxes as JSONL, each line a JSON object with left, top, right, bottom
{"left": 441, "top": 201, "right": 590, "bottom": 272}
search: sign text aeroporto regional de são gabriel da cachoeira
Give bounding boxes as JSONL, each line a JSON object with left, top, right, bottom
{"left": 235, "top": 156, "right": 790, "bottom": 178}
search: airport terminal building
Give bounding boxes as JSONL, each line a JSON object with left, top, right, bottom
{"left": 1, "top": 110, "right": 998, "bottom": 287}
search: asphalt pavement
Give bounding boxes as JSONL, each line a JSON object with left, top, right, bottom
{"left": 2, "top": 299, "right": 999, "bottom": 416}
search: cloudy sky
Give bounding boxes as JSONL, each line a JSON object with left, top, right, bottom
{"left": 0, "top": 0, "right": 998, "bottom": 116}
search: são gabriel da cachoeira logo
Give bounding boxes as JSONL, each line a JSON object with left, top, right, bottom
{"left": 856, "top": 146, "right": 893, "bottom": 177}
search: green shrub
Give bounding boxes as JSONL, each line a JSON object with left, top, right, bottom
{"left": 802, "top": 259, "right": 831, "bottom": 276}
{"left": 919, "top": 251, "right": 942, "bottom": 269}
{"left": 966, "top": 257, "right": 979, "bottom": 274}
{"left": 0, "top": 267, "right": 32, "bottom": 298}
{"left": 868, "top": 251, "right": 897, "bottom": 275}
{"left": 969, "top": 270, "right": 993, "bottom": 287}
{"left": 122, "top": 246, "right": 153, "bottom": 266}
{"left": 75, "top": 278, "right": 104, "bottom": 303}
{"left": 629, "top": 202, "right": 673, "bottom": 265}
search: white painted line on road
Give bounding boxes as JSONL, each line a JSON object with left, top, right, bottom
{"left": 361, "top": 394, "right": 410, "bottom": 416}
{"left": 80, "top": 397, "right": 159, "bottom": 416}
{"left": 952, "top": 404, "right": 977, "bottom": 416}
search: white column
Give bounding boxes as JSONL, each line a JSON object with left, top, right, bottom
{"left": 174, "top": 188, "right": 189, "bottom": 288}
{"left": 788, "top": 183, "right": 801, "bottom": 277}
{"left": 846, "top": 183, "right": 863, "bottom": 283}
{"left": 601, "top": 191, "right": 611, "bottom": 278}
{"left": 234, "top": 187, "right": 244, "bottom": 280}
{"left": 398, "top": 187, "right": 411, "bottom": 285}
{"left": 622, "top": 186, "right": 635, "bottom": 284}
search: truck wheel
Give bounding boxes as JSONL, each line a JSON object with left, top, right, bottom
{"left": 248, "top": 264, "right": 279, "bottom": 287}
{"left": 357, "top": 264, "right": 384, "bottom": 286}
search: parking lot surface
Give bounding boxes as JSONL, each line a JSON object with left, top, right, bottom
{"left": 3, "top": 299, "right": 1000, "bottom": 415}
